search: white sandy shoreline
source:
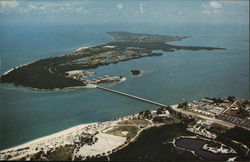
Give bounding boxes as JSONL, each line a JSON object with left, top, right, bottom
{"left": 0, "top": 112, "right": 136, "bottom": 155}
{"left": 0, "top": 122, "right": 97, "bottom": 153}
{"left": 0, "top": 113, "right": 138, "bottom": 161}
{"left": 1, "top": 40, "right": 115, "bottom": 78}
{"left": 2, "top": 62, "right": 34, "bottom": 76}
{"left": 1, "top": 44, "right": 94, "bottom": 76}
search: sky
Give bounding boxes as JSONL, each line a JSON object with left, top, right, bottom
{"left": 0, "top": 0, "right": 249, "bottom": 24}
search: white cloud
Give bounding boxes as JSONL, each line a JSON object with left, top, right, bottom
{"left": 202, "top": 1, "right": 223, "bottom": 15}
{"left": 209, "top": 1, "right": 222, "bottom": 9}
{"left": 139, "top": 3, "right": 144, "bottom": 14}
{"left": 0, "top": 1, "right": 89, "bottom": 15}
{"left": 0, "top": 0, "right": 19, "bottom": 9}
{"left": 117, "top": 4, "right": 123, "bottom": 10}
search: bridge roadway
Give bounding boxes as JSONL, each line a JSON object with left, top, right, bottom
{"left": 96, "top": 85, "right": 167, "bottom": 107}
{"left": 96, "top": 85, "right": 235, "bottom": 129}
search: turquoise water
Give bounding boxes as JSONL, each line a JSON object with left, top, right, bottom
{"left": 0, "top": 23, "right": 249, "bottom": 150}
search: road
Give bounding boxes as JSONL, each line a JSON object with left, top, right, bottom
{"left": 171, "top": 105, "right": 235, "bottom": 128}
{"left": 97, "top": 85, "right": 235, "bottom": 128}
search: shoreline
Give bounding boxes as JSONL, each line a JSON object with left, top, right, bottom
{"left": 0, "top": 75, "right": 126, "bottom": 92}
{"left": 2, "top": 61, "right": 35, "bottom": 76}
{"left": 0, "top": 112, "right": 135, "bottom": 154}
{"left": 1, "top": 40, "right": 109, "bottom": 77}
{"left": 1, "top": 97, "right": 249, "bottom": 160}
{"left": 0, "top": 122, "right": 97, "bottom": 153}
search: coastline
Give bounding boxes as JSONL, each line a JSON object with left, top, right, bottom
{"left": 1, "top": 97, "right": 249, "bottom": 160}
{"left": 2, "top": 61, "right": 35, "bottom": 76}
{"left": 1, "top": 39, "right": 104, "bottom": 77}
{"left": 0, "top": 113, "right": 136, "bottom": 156}
{"left": 0, "top": 122, "right": 97, "bottom": 153}
{"left": 0, "top": 75, "right": 126, "bottom": 92}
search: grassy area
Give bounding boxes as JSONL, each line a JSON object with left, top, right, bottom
{"left": 45, "top": 145, "right": 75, "bottom": 161}
{"left": 105, "top": 119, "right": 150, "bottom": 140}
{"left": 105, "top": 126, "right": 139, "bottom": 140}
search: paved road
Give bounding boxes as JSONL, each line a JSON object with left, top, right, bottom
{"left": 97, "top": 85, "right": 236, "bottom": 128}
{"left": 171, "top": 105, "right": 235, "bottom": 128}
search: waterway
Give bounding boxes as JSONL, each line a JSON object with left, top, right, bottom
{"left": 0, "top": 23, "right": 249, "bottom": 150}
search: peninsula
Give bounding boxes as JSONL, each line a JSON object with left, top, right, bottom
{"left": 0, "top": 31, "right": 226, "bottom": 90}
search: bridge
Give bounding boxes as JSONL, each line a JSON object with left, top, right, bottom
{"left": 96, "top": 85, "right": 235, "bottom": 129}
{"left": 96, "top": 85, "right": 167, "bottom": 107}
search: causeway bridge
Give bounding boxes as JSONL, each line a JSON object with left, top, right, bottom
{"left": 96, "top": 85, "right": 235, "bottom": 128}
{"left": 96, "top": 85, "right": 167, "bottom": 107}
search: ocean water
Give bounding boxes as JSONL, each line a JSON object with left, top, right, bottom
{"left": 0, "top": 23, "right": 249, "bottom": 150}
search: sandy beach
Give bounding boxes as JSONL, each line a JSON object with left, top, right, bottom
{"left": 0, "top": 114, "right": 136, "bottom": 160}
{"left": 0, "top": 123, "right": 96, "bottom": 152}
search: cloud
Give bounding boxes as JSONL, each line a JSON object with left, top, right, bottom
{"left": 117, "top": 4, "right": 123, "bottom": 10}
{"left": 0, "top": 0, "right": 19, "bottom": 9}
{"left": 139, "top": 3, "right": 144, "bottom": 14}
{"left": 209, "top": 1, "right": 222, "bottom": 9}
{"left": 202, "top": 1, "right": 223, "bottom": 15}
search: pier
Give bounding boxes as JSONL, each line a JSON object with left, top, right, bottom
{"left": 96, "top": 85, "right": 167, "bottom": 107}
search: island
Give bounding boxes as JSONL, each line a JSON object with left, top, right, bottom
{"left": 130, "top": 70, "right": 141, "bottom": 76}
{"left": 0, "top": 31, "right": 226, "bottom": 90}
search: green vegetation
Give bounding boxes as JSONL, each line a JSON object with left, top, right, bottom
{"left": 45, "top": 145, "right": 75, "bottom": 161}
{"left": 130, "top": 69, "right": 140, "bottom": 75}
{"left": 107, "top": 31, "right": 189, "bottom": 43}
{"left": 92, "top": 123, "right": 199, "bottom": 161}
{"left": 29, "top": 145, "right": 75, "bottom": 161}
{"left": 105, "top": 119, "right": 150, "bottom": 140}
{"left": 177, "top": 102, "right": 188, "bottom": 109}
{"left": 216, "top": 127, "right": 250, "bottom": 161}
{"left": 105, "top": 126, "right": 139, "bottom": 140}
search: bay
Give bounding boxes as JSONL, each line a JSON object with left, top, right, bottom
{"left": 0, "top": 23, "right": 249, "bottom": 150}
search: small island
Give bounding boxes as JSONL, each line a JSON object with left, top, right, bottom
{"left": 0, "top": 31, "right": 226, "bottom": 90}
{"left": 130, "top": 70, "right": 141, "bottom": 76}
